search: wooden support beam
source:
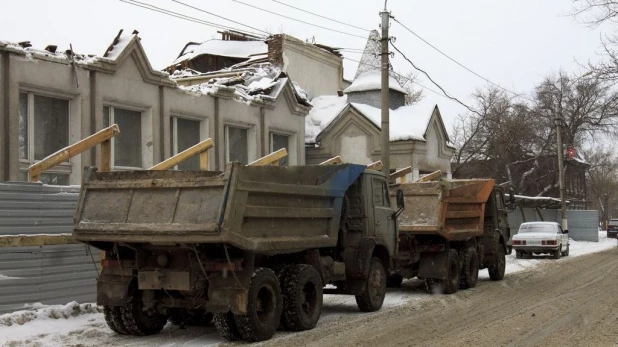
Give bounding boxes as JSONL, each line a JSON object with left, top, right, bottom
{"left": 248, "top": 148, "right": 288, "bottom": 166}
{"left": 319, "top": 156, "right": 342, "bottom": 166}
{"left": 390, "top": 166, "right": 412, "bottom": 181}
{"left": 0, "top": 234, "right": 78, "bottom": 248}
{"left": 367, "top": 160, "right": 383, "bottom": 171}
{"left": 416, "top": 170, "right": 443, "bottom": 183}
{"left": 29, "top": 124, "right": 120, "bottom": 181}
{"left": 150, "top": 138, "right": 214, "bottom": 171}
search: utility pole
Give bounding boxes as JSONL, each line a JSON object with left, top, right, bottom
{"left": 555, "top": 104, "right": 568, "bottom": 231}
{"left": 380, "top": 2, "right": 390, "bottom": 176}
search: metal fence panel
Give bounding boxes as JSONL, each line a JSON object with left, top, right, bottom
{"left": 0, "top": 182, "right": 99, "bottom": 314}
{"left": 561, "top": 210, "right": 599, "bottom": 242}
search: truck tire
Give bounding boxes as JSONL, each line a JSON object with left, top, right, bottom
{"left": 424, "top": 249, "right": 460, "bottom": 294}
{"left": 169, "top": 308, "right": 213, "bottom": 326}
{"left": 214, "top": 312, "right": 243, "bottom": 341}
{"left": 355, "top": 257, "right": 386, "bottom": 312}
{"left": 121, "top": 282, "right": 167, "bottom": 336}
{"left": 386, "top": 274, "right": 404, "bottom": 288}
{"left": 553, "top": 245, "right": 562, "bottom": 259}
{"left": 103, "top": 306, "right": 129, "bottom": 335}
{"left": 279, "top": 264, "right": 323, "bottom": 331}
{"left": 459, "top": 247, "right": 479, "bottom": 289}
{"left": 234, "top": 268, "right": 282, "bottom": 342}
{"left": 488, "top": 245, "right": 506, "bottom": 281}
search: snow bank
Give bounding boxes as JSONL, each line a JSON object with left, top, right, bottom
{"left": 0, "top": 301, "right": 100, "bottom": 327}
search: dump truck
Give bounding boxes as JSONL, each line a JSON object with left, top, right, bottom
{"left": 73, "top": 163, "right": 404, "bottom": 342}
{"left": 386, "top": 179, "right": 514, "bottom": 293}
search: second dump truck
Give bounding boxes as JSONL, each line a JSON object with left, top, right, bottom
{"left": 73, "top": 163, "right": 512, "bottom": 342}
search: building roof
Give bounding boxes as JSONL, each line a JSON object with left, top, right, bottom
{"left": 171, "top": 39, "right": 267, "bottom": 66}
{"left": 305, "top": 95, "right": 440, "bottom": 144}
{"left": 343, "top": 74, "right": 406, "bottom": 94}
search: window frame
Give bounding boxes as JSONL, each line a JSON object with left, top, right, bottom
{"left": 170, "top": 114, "right": 206, "bottom": 170}
{"left": 18, "top": 91, "right": 72, "bottom": 182}
{"left": 269, "top": 131, "right": 291, "bottom": 166}
{"left": 104, "top": 104, "right": 145, "bottom": 171}
{"left": 225, "top": 125, "right": 250, "bottom": 164}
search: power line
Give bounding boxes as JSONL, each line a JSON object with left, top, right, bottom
{"left": 391, "top": 17, "right": 532, "bottom": 102}
{"left": 120, "top": 0, "right": 266, "bottom": 39}
{"left": 390, "top": 42, "right": 482, "bottom": 116}
{"left": 230, "top": 0, "right": 368, "bottom": 39}
{"left": 171, "top": 0, "right": 270, "bottom": 35}
{"left": 270, "top": 0, "right": 370, "bottom": 32}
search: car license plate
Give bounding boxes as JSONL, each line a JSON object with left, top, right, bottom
{"left": 527, "top": 240, "right": 541, "bottom": 245}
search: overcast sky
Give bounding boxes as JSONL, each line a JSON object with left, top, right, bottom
{"left": 0, "top": 0, "right": 609, "bottom": 133}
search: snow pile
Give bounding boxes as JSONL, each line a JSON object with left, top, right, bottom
{"left": 305, "top": 95, "right": 350, "bottom": 143}
{"left": 0, "top": 301, "right": 101, "bottom": 327}
{"left": 172, "top": 39, "right": 267, "bottom": 65}
{"left": 344, "top": 73, "right": 406, "bottom": 94}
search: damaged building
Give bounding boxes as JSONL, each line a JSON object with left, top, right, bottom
{"left": 0, "top": 30, "right": 310, "bottom": 185}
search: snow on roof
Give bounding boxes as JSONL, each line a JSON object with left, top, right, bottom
{"left": 343, "top": 73, "right": 406, "bottom": 94}
{"left": 305, "top": 96, "right": 435, "bottom": 143}
{"left": 172, "top": 39, "right": 267, "bottom": 66}
{"left": 350, "top": 103, "right": 431, "bottom": 141}
{"left": 305, "top": 95, "right": 350, "bottom": 143}
{"left": 103, "top": 30, "right": 137, "bottom": 60}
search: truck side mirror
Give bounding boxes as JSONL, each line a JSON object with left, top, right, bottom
{"left": 396, "top": 189, "right": 405, "bottom": 209}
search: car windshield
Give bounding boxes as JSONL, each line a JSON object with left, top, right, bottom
{"left": 609, "top": 220, "right": 618, "bottom": 226}
{"left": 519, "top": 224, "right": 556, "bottom": 233}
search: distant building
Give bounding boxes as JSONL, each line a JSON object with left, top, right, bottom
{"left": 0, "top": 29, "right": 309, "bottom": 185}
{"left": 305, "top": 30, "right": 456, "bottom": 179}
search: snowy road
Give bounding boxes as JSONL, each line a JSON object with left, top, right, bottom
{"left": 1, "top": 232, "right": 615, "bottom": 347}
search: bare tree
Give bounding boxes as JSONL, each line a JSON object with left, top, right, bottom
{"left": 572, "top": 0, "right": 618, "bottom": 26}
{"left": 584, "top": 144, "right": 618, "bottom": 223}
{"left": 393, "top": 71, "right": 424, "bottom": 106}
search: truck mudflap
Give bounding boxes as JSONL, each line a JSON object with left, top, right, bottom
{"left": 345, "top": 238, "right": 376, "bottom": 279}
{"left": 418, "top": 252, "right": 449, "bottom": 280}
{"left": 207, "top": 271, "right": 252, "bottom": 315}
{"left": 97, "top": 274, "right": 133, "bottom": 306}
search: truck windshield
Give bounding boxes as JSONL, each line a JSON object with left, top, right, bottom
{"left": 519, "top": 224, "right": 556, "bottom": 233}
{"left": 609, "top": 220, "right": 618, "bottom": 226}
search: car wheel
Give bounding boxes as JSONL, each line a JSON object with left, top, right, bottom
{"left": 553, "top": 245, "right": 562, "bottom": 259}
{"left": 515, "top": 250, "right": 523, "bottom": 259}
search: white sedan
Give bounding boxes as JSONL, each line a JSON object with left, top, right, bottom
{"left": 512, "top": 222, "right": 569, "bottom": 259}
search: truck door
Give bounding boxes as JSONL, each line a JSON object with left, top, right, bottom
{"left": 371, "top": 177, "right": 397, "bottom": 255}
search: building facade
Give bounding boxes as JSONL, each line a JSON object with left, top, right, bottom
{"left": 0, "top": 30, "right": 309, "bottom": 185}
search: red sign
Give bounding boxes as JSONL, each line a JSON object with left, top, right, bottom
{"left": 565, "top": 146, "right": 577, "bottom": 160}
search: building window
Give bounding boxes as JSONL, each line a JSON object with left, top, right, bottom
{"left": 19, "top": 92, "right": 70, "bottom": 185}
{"left": 270, "top": 132, "right": 289, "bottom": 166}
{"left": 103, "top": 106, "right": 143, "bottom": 169}
{"left": 170, "top": 117, "right": 201, "bottom": 170}
{"left": 225, "top": 126, "right": 248, "bottom": 164}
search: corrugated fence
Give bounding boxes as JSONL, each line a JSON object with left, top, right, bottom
{"left": 0, "top": 182, "right": 99, "bottom": 314}
{"left": 508, "top": 207, "right": 599, "bottom": 242}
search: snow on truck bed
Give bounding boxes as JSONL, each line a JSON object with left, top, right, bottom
{"left": 1, "top": 232, "right": 615, "bottom": 347}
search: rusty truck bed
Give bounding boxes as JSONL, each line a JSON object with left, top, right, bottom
{"left": 73, "top": 163, "right": 366, "bottom": 254}
{"left": 391, "top": 179, "right": 495, "bottom": 241}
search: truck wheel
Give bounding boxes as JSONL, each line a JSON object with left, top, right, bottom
{"left": 279, "top": 264, "right": 323, "bottom": 331}
{"left": 459, "top": 248, "right": 479, "bottom": 289}
{"left": 103, "top": 306, "right": 129, "bottom": 335}
{"left": 386, "top": 274, "right": 404, "bottom": 288}
{"left": 488, "top": 245, "right": 506, "bottom": 281}
{"left": 424, "top": 249, "right": 460, "bottom": 294}
{"left": 121, "top": 282, "right": 167, "bottom": 336}
{"left": 355, "top": 257, "right": 386, "bottom": 312}
{"left": 234, "top": 268, "right": 282, "bottom": 342}
{"left": 214, "top": 312, "right": 243, "bottom": 341}
{"left": 553, "top": 246, "right": 562, "bottom": 259}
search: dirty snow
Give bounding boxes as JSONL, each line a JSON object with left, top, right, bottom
{"left": 344, "top": 73, "right": 406, "bottom": 94}
{"left": 1, "top": 232, "right": 614, "bottom": 347}
{"left": 172, "top": 40, "right": 267, "bottom": 66}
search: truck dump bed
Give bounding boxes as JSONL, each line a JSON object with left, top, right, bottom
{"left": 73, "top": 163, "right": 366, "bottom": 253}
{"left": 391, "top": 179, "right": 495, "bottom": 240}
